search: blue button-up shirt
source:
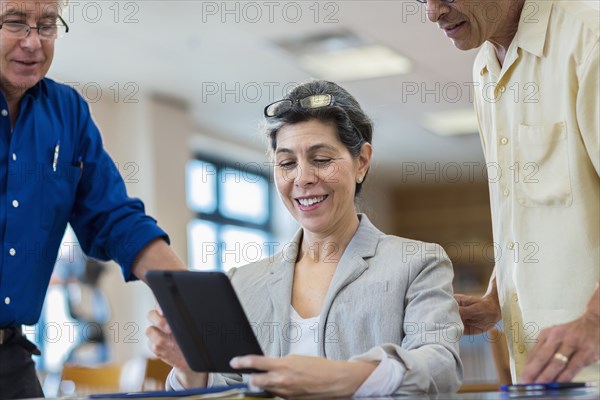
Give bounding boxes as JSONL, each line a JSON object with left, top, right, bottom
{"left": 0, "top": 78, "right": 168, "bottom": 326}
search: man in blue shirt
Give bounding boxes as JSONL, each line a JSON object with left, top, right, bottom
{"left": 0, "top": 0, "right": 186, "bottom": 397}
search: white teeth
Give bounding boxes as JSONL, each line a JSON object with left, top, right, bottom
{"left": 298, "top": 195, "right": 326, "bottom": 207}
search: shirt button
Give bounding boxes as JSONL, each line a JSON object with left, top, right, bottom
{"left": 9, "top": 248, "right": 16, "bottom": 256}
{"left": 503, "top": 189, "right": 510, "bottom": 196}
{"left": 12, "top": 200, "right": 19, "bottom": 208}
{"left": 499, "top": 85, "right": 506, "bottom": 93}
{"left": 518, "top": 344, "right": 526, "bottom": 353}
{"left": 500, "top": 137, "right": 509, "bottom": 145}
{"left": 508, "top": 241, "right": 515, "bottom": 250}
{"left": 4, "top": 297, "right": 10, "bottom": 305}
{"left": 1, "top": 109, "right": 8, "bottom": 117}
{"left": 12, "top": 153, "right": 16, "bottom": 161}
{"left": 512, "top": 293, "right": 519, "bottom": 302}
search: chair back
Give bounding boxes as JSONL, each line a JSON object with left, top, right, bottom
{"left": 60, "top": 364, "right": 121, "bottom": 395}
{"left": 142, "top": 358, "right": 172, "bottom": 390}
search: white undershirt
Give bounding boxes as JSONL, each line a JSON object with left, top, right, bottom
{"left": 288, "top": 306, "right": 405, "bottom": 397}
{"left": 287, "top": 306, "right": 320, "bottom": 356}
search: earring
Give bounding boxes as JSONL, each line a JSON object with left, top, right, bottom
{"left": 357, "top": 177, "right": 363, "bottom": 183}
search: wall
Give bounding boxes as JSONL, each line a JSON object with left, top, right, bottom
{"left": 86, "top": 92, "right": 193, "bottom": 364}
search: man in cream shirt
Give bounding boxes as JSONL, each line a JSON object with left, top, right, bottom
{"left": 421, "top": 0, "right": 599, "bottom": 384}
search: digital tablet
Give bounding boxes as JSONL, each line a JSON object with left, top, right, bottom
{"left": 146, "top": 271, "right": 264, "bottom": 373}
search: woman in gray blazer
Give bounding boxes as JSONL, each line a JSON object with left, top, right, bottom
{"left": 148, "top": 80, "right": 463, "bottom": 397}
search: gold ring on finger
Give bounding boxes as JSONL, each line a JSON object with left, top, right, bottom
{"left": 553, "top": 352, "right": 569, "bottom": 363}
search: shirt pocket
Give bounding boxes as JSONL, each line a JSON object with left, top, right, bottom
{"left": 515, "top": 122, "right": 573, "bottom": 207}
{"left": 40, "top": 165, "right": 81, "bottom": 231}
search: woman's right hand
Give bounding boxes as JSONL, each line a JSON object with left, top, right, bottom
{"left": 146, "top": 308, "right": 208, "bottom": 388}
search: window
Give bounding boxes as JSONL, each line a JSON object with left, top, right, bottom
{"left": 186, "top": 157, "right": 275, "bottom": 271}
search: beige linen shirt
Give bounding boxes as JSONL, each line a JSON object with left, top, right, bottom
{"left": 472, "top": 0, "right": 599, "bottom": 383}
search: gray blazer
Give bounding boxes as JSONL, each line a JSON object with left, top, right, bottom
{"left": 213, "top": 214, "right": 463, "bottom": 394}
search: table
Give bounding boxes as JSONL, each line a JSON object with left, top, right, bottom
{"left": 36, "top": 388, "right": 600, "bottom": 399}
{"left": 411, "top": 388, "right": 599, "bottom": 400}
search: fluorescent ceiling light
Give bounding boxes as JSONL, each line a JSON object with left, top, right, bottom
{"left": 277, "top": 31, "right": 411, "bottom": 81}
{"left": 421, "top": 108, "right": 479, "bottom": 136}
{"left": 299, "top": 45, "right": 411, "bottom": 81}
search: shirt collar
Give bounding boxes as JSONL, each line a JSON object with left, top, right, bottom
{"left": 23, "top": 78, "right": 49, "bottom": 100}
{"left": 515, "top": 0, "right": 553, "bottom": 57}
{"left": 477, "top": 0, "right": 553, "bottom": 76}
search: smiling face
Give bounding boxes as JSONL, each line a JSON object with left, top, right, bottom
{"left": 273, "top": 119, "right": 372, "bottom": 237}
{"left": 0, "top": 0, "right": 58, "bottom": 97}
{"left": 425, "top": 0, "right": 520, "bottom": 50}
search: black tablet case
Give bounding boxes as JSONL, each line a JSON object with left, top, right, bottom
{"left": 146, "top": 271, "right": 264, "bottom": 373}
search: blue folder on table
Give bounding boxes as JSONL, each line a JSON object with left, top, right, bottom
{"left": 88, "top": 383, "right": 269, "bottom": 398}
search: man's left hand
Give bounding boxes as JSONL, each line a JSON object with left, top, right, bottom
{"left": 521, "top": 313, "right": 600, "bottom": 383}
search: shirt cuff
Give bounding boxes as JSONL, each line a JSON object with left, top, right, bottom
{"left": 116, "top": 223, "right": 169, "bottom": 281}
{"left": 166, "top": 369, "right": 185, "bottom": 391}
{"left": 350, "top": 346, "right": 406, "bottom": 397}
{"left": 166, "top": 369, "right": 214, "bottom": 391}
{"left": 243, "top": 374, "right": 260, "bottom": 392}
{"left": 205, "top": 373, "right": 215, "bottom": 388}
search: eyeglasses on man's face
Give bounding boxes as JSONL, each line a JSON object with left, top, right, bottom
{"left": 0, "top": 15, "right": 69, "bottom": 40}
{"left": 264, "top": 94, "right": 335, "bottom": 118}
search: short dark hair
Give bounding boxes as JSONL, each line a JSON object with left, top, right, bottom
{"left": 264, "top": 80, "right": 373, "bottom": 194}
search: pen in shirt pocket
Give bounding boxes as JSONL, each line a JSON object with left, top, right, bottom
{"left": 52, "top": 141, "right": 60, "bottom": 172}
